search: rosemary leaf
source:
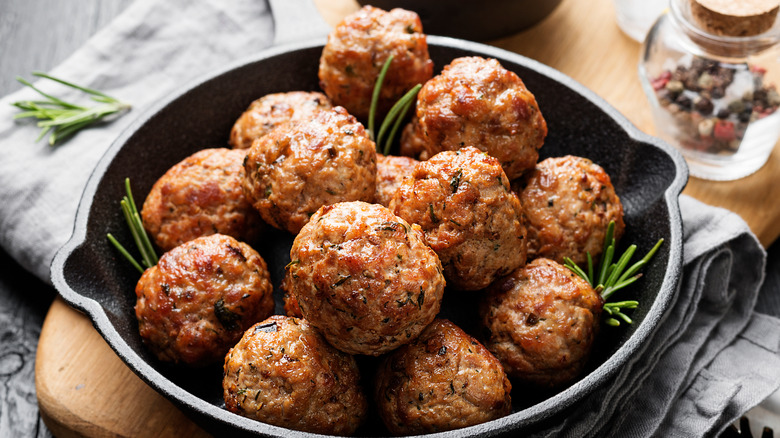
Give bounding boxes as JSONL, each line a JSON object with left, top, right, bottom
{"left": 107, "top": 233, "right": 145, "bottom": 274}
{"left": 597, "top": 240, "right": 615, "bottom": 286}
{"left": 563, "top": 256, "right": 591, "bottom": 287}
{"left": 382, "top": 86, "right": 419, "bottom": 155}
{"left": 618, "top": 238, "right": 664, "bottom": 284}
{"left": 377, "top": 83, "right": 421, "bottom": 150}
{"left": 369, "top": 55, "right": 394, "bottom": 141}
{"left": 604, "top": 244, "right": 637, "bottom": 288}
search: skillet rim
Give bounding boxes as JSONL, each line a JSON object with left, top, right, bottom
{"left": 50, "top": 35, "right": 688, "bottom": 437}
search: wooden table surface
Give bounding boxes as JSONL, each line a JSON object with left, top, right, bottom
{"left": 34, "top": 0, "right": 780, "bottom": 436}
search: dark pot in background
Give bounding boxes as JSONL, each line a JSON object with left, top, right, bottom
{"left": 356, "top": 0, "right": 564, "bottom": 41}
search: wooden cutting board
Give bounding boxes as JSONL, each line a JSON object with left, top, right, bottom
{"left": 36, "top": 0, "right": 780, "bottom": 436}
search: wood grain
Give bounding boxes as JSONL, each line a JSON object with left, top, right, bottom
{"left": 36, "top": 298, "right": 210, "bottom": 438}
{"left": 35, "top": 0, "right": 780, "bottom": 436}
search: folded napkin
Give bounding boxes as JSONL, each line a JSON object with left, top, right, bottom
{"left": 0, "top": 0, "right": 278, "bottom": 282}
{"left": 0, "top": 0, "right": 778, "bottom": 436}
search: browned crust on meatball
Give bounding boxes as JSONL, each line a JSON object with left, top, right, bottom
{"left": 390, "top": 146, "right": 527, "bottom": 291}
{"left": 141, "top": 148, "right": 265, "bottom": 252}
{"left": 229, "top": 91, "right": 333, "bottom": 150}
{"left": 223, "top": 316, "right": 367, "bottom": 435}
{"left": 318, "top": 5, "right": 434, "bottom": 120}
{"left": 285, "top": 201, "right": 445, "bottom": 356}
{"left": 479, "top": 258, "right": 602, "bottom": 388}
{"left": 242, "top": 107, "right": 377, "bottom": 235}
{"left": 134, "top": 234, "right": 274, "bottom": 366}
{"left": 518, "top": 155, "right": 625, "bottom": 266}
{"left": 375, "top": 319, "right": 512, "bottom": 435}
{"left": 400, "top": 56, "right": 547, "bottom": 179}
{"left": 375, "top": 154, "right": 418, "bottom": 207}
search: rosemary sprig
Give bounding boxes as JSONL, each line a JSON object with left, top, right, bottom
{"left": 367, "top": 56, "right": 421, "bottom": 154}
{"left": 107, "top": 178, "right": 158, "bottom": 274}
{"left": 11, "top": 72, "right": 131, "bottom": 145}
{"left": 563, "top": 221, "right": 664, "bottom": 327}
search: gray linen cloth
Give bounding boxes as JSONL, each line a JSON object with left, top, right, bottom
{"left": 0, "top": 0, "right": 778, "bottom": 436}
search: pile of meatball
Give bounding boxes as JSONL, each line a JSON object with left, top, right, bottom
{"left": 131, "top": 5, "right": 625, "bottom": 437}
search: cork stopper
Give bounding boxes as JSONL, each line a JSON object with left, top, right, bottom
{"left": 690, "top": 0, "right": 780, "bottom": 36}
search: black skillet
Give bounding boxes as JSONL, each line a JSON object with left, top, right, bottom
{"left": 50, "top": 1, "right": 688, "bottom": 436}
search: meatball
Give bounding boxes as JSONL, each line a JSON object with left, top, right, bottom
{"left": 479, "top": 258, "right": 603, "bottom": 388}
{"left": 375, "top": 154, "right": 418, "bottom": 207}
{"left": 134, "top": 234, "right": 274, "bottom": 366}
{"left": 400, "top": 56, "right": 547, "bottom": 179}
{"left": 285, "top": 201, "right": 445, "bottom": 356}
{"left": 390, "top": 146, "right": 527, "bottom": 291}
{"left": 318, "top": 5, "right": 434, "bottom": 120}
{"left": 518, "top": 155, "right": 625, "bottom": 266}
{"left": 141, "top": 148, "right": 265, "bottom": 252}
{"left": 242, "top": 107, "right": 377, "bottom": 235}
{"left": 229, "top": 91, "right": 332, "bottom": 150}
{"left": 375, "top": 319, "right": 512, "bottom": 435}
{"left": 223, "top": 316, "right": 367, "bottom": 435}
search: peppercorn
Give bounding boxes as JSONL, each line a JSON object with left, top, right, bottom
{"left": 676, "top": 94, "right": 693, "bottom": 110}
{"left": 666, "top": 80, "right": 684, "bottom": 96}
{"left": 693, "top": 96, "right": 714, "bottom": 115}
{"left": 713, "top": 120, "right": 736, "bottom": 142}
{"left": 717, "top": 108, "right": 730, "bottom": 119}
{"left": 754, "top": 89, "right": 768, "bottom": 105}
{"left": 656, "top": 88, "right": 673, "bottom": 106}
{"left": 698, "top": 118, "right": 714, "bottom": 137}
{"left": 697, "top": 72, "right": 714, "bottom": 90}
{"left": 727, "top": 100, "right": 746, "bottom": 114}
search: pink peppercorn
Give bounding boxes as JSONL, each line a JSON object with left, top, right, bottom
{"left": 652, "top": 71, "right": 672, "bottom": 91}
{"left": 713, "top": 120, "right": 735, "bottom": 142}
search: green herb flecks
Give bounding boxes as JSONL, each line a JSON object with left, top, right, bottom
{"left": 214, "top": 298, "right": 241, "bottom": 331}
{"left": 563, "top": 221, "right": 664, "bottom": 327}
{"left": 367, "top": 56, "right": 422, "bottom": 155}
{"left": 12, "top": 72, "right": 131, "bottom": 145}
{"left": 107, "top": 178, "right": 158, "bottom": 274}
{"left": 428, "top": 204, "right": 439, "bottom": 223}
{"left": 450, "top": 169, "right": 463, "bottom": 193}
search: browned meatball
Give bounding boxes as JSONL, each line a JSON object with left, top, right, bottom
{"left": 400, "top": 56, "right": 547, "bottom": 180}
{"left": 242, "top": 107, "right": 377, "bottom": 235}
{"left": 229, "top": 91, "right": 333, "bottom": 150}
{"left": 134, "top": 234, "right": 274, "bottom": 366}
{"left": 318, "top": 5, "right": 434, "bottom": 120}
{"left": 375, "top": 319, "right": 512, "bottom": 435}
{"left": 375, "top": 154, "right": 418, "bottom": 207}
{"left": 390, "top": 147, "right": 527, "bottom": 291}
{"left": 223, "top": 316, "right": 367, "bottom": 435}
{"left": 141, "top": 148, "right": 264, "bottom": 252}
{"left": 518, "top": 155, "right": 625, "bottom": 266}
{"left": 479, "top": 258, "right": 603, "bottom": 388}
{"left": 285, "top": 201, "right": 445, "bottom": 356}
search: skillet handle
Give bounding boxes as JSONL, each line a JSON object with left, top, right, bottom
{"left": 269, "top": 0, "right": 332, "bottom": 46}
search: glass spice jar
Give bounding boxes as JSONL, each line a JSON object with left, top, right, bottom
{"left": 639, "top": 0, "right": 780, "bottom": 180}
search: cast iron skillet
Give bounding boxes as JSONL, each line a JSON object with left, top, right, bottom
{"left": 50, "top": 2, "right": 688, "bottom": 437}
